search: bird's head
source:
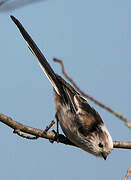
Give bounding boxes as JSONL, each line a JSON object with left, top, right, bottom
{"left": 85, "top": 123, "right": 113, "bottom": 160}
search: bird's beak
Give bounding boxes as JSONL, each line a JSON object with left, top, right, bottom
{"left": 101, "top": 152, "right": 107, "bottom": 160}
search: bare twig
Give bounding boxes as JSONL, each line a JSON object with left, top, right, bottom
{"left": 0, "top": 113, "right": 75, "bottom": 146}
{"left": 53, "top": 58, "right": 130, "bottom": 128}
{"left": 113, "top": 141, "right": 131, "bottom": 149}
{"left": 124, "top": 168, "right": 131, "bottom": 180}
{"left": 0, "top": 0, "right": 45, "bottom": 12}
{"left": 0, "top": 0, "right": 8, "bottom": 6}
{"left": 0, "top": 113, "right": 131, "bottom": 149}
{"left": 12, "top": 120, "right": 55, "bottom": 140}
{"left": 44, "top": 120, "right": 55, "bottom": 133}
{"left": 13, "top": 129, "right": 38, "bottom": 140}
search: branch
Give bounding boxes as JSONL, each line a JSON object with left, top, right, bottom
{"left": 13, "top": 129, "right": 39, "bottom": 140}
{"left": 53, "top": 58, "right": 131, "bottom": 128}
{"left": 124, "top": 168, "right": 131, "bottom": 180}
{"left": 0, "top": 0, "right": 45, "bottom": 12}
{"left": 0, "top": 113, "right": 75, "bottom": 146}
{"left": 12, "top": 120, "right": 55, "bottom": 140}
{"left": 113, "top": 141, "right": 131, "bottom": 149}
{"left": 0, "top": 0, "right": 8, "bottom": 6}
{"left": 0, "top": 113, "right": 131, "bottom": 149}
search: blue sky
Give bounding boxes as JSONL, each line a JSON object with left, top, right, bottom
{"left": 0, "top": 0, "right": 131, "bottom": 179}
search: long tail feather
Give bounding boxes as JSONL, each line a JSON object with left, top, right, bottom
{"left": 10, "top": 15, "right": 65, "bottom": 97}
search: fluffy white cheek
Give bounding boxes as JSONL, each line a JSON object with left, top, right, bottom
{"left": 101, "top": 125, "right": 113, "bottom": 149}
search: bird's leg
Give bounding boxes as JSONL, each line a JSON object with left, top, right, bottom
{"left": 49, "top": 112, "right": 59, "bottom": 144}
{"left": 55, "top": 112, "right": 60, "bottom": 142}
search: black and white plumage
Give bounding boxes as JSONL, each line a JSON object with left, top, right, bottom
{"left": 10, "top": 16, "right": 113, "bottom": 160}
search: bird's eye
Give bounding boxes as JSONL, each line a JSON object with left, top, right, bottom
{"left": 98, "top": 143, "right": 103, "bottom": 148}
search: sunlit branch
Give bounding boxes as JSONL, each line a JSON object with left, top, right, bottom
{"left": 124, "top": 168, "right": 131, "bottom": 180}
{"left": 0, "top": 113, "right": 131, "bottom": 149}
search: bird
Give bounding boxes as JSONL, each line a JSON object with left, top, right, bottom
{"left": 10, "top": 15, "right": 113, "bottom": 160}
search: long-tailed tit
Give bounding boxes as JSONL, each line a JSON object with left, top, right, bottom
{"left": 10, "top": 16, "right": 113, "bottom": 160}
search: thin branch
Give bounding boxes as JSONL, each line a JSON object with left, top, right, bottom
{"left": 0, "top": 113, "right": 75, "bottom": 146}
{"left": 12, "top": 120, "right": 55, "bottom": 140}
{"left": 124, "top": 168, "right": 131, "bottom": 180}
{"left": 0, "top": 113, "right": 131, "bottom": 149}
{"left": 0, "top": 0, "right": 45, "bottom": 12}
{"left": 13, "top": 129, "right": 38, "bottom": 140}
{"left": 0, "top": 0, "right": 8, "bottom": 6}
{"left": 113, "top": 141, "right": 131, "bottom": 149}
{"left": 53, "top": 58, "right": 130, "bottom": 128}
{"left": 44, "top": 120, "right": 55, "bottom": 132}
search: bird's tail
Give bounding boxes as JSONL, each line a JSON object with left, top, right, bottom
{"left": 10, "top": 15, "right": 67, "bottom": 102}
